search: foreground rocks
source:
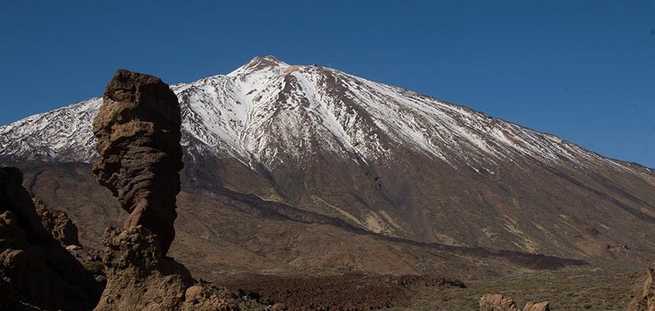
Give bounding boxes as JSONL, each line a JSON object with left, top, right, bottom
{"left": 627, "top": 264, "right": 655, "bottom": 311}
{"left": 92, "top": 69, "right": 263, "bottom": 311}
{"left": 480, "top": 294, "right": 550, "bottom": 311}
{"left": 94, "top": 226, "right": 244, "bottom": 311}
{"left": 0, "top": 167, "right": 102, "bottom": 310}
{"left": 480, "top": 294, "right": 519, "bottom": 311}
{"left": 34, "top": 198, "right": 80, "bottom": 246}
{"left": 523, "top": 301, "right": 550, "bottom": 311}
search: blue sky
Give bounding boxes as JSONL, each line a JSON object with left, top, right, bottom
{"left": 1, "top": 1, "right": 653, "bottom": 167}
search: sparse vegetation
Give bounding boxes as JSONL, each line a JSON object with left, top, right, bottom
{"left": 393, "top": 266, "right": 641, "bottom": 310}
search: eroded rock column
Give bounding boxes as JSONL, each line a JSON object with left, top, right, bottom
{"left": 91, "top": 70, "right": 250, "bottom": 311}
{"left": 92, "top": 69, "right": 183, "bottom": 255}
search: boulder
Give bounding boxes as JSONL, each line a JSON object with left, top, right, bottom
{"left": 480, "top": 294, "right": 520, "bottom": 311}
{"left": 0, "top": 167, "right": 102, "bottom": 310}
{"left": 523, "top": 301, "right": 550, "bottom": 311}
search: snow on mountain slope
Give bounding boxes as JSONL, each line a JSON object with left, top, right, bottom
{"left": 0, "top": 98, "right": 101, "bottom": 162}
{"left": 0, "top": 56, "right": 645, "bottom": 175}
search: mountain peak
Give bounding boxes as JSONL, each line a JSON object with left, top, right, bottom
{"left": 251, "top": 55, "right": 285, "bottom": 64}
{"left": 229, "top": 55, "right": 289, "bottom": 75}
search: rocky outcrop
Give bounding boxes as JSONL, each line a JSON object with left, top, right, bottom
{"left": 480, "top": 294, "right": 520, "bottom": 311}
{"left": 92, "top": 70, "right": 262, "bottom": 311}
{"left": 0, "top": 166, "right": 102, "bottom": 310}
{"left": 94, "top": 226, "right": 242, "bottom": 311}
{"left": 523, "top": 301, "right": 550, "bottom": 311}
{"left": 480, "top": 294, "right": 551, "bottom": 311}
{"left": 627, "top": 264, "right": 655, "bottom": 311}
{"left": 34, "top": 199, "right": 80, "bottom": 246}
{"left": 92, "top": 69, "right": 183, "bottom": 255}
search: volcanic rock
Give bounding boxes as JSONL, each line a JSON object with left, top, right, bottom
{"left": 627, "top": 264, "right": 655, "bottom": 311}
{"left": 480, "top": 294, "right": 520, "bottom": 311}
{"left": 92, "top": 69, "right": 183, "bottom": 255}
{"left": 92, "top": 70, "right": 263, "bottom": 311}
{"left": 0, "top": 166, "right": 102, "bottom": 310}
{"left": 523, "top": 301, "right": 551, "bottom": 311}
{"left": 95, "top": 226, "right": 190, "bottom": 310}
{"left": 34, "top": 198, "right": 80, "bottom": 246}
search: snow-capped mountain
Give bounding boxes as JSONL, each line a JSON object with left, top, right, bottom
{"left": 2, "top": 56, "right": 654, "bottom": 260}
{"left": 0, "top": 56, "right": 641, "bottom": 172}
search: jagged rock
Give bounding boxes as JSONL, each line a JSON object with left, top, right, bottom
{"left": 96, "top": 226, "right": 244, "bottom": 310}
{"left": 92, "top": 70, "right": 262, "bottom": 311}
{"left": 95, "top": 226, "right": 191, "bottom": 310}
{"left": 481, "top": 294, "right": 552, "bottom": 311}
{"left": 92, "top": 69, "right": 183, "bottom": 255}
{"left": 480, "top": 294, "right": 520, "bottom": 311}
{"left": 0, "top": 167, "right": 52, "bottom": 243}
{"left": 0, "top": 167, "right": 102, "bottom": 310}
{"left": 627, "top": 264, "right": 655, "bottom": 311}
{"left": 180, "top": 282, "right": 241, "bottom": 311}
{"left": 34, "top": 199, "right": 80, "bottom": 246}
{"left": 523, "top": 301, "right": 550, "bottom": 311}
{"left": 91, "top": 70, "right": 190, "bottom": 311}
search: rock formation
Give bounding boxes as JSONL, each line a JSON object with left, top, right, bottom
{"left": 92, "top": 69, "right": 183, "bottom": 255}
{"left": 0, "top": 166, "right": 102, "bottom": 310}
{"left": 627, "top": 264, "right": 655, "bottom": 311}
{"left": 94, "top": 226, "right": 244, "bottom": 310}
{"left": 480, "top": 294, "right": 520, "bottom": 311}
{"left": 34, "top": 198, "right": 80, "bottom": 246}
{"left": 480, "top": 294, "right": 551, "bottom": 311}
{"left": 91, "top": 69, "right": 262, "bottom": 311}
{"left": 523, "top": 301, "right": 550, "bottom": 311}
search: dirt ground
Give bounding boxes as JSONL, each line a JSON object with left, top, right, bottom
{"left": 223, "top": 265, "right": 642, "bottom": 310}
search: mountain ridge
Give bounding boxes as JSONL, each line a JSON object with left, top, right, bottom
{"left": 1, "top": 56, "right": 651, "bottom": 174}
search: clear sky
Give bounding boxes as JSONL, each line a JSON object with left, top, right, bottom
{"left": 1, "top": 1, "right": 653, "bottom": 167}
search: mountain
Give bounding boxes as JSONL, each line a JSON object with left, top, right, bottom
{"left": 1, "top": 56, "right": 655, "bottom": 276}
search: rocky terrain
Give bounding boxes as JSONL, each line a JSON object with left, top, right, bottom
{"left": 479, "top": 293, "right": 550, "bottom": 311}
{"left": 0, "top": 166, "right": 103, "bottom": 310}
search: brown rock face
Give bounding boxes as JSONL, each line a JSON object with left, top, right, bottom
{"left": 628, "top": 264, "right": 655, "bottom": 311}
{"left": 480, "top": 294, "right": 520, "bottom": 311}
{"left": 92, "top": 70, "right": 258, "bottom": 311}
{"left": 95, "top": 226, "right": 191, "bottom": 310}
{"left": 92, "top": 69, "right": 183, "bottom": 255}
{"left": 0, "top": 167, "right": 102, "bottom": 310}
{"left": 95, "top": 226, "right": 244, "bottom": 311}
{"left": 34, "top": 199, "right": 80, "bottom": 246}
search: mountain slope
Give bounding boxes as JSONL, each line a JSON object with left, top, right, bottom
{"left": 4, "top": 56, "right": 647, "bottom": 170}
{"left": 1, "top": 56, "right": 654, "bottom": 264}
